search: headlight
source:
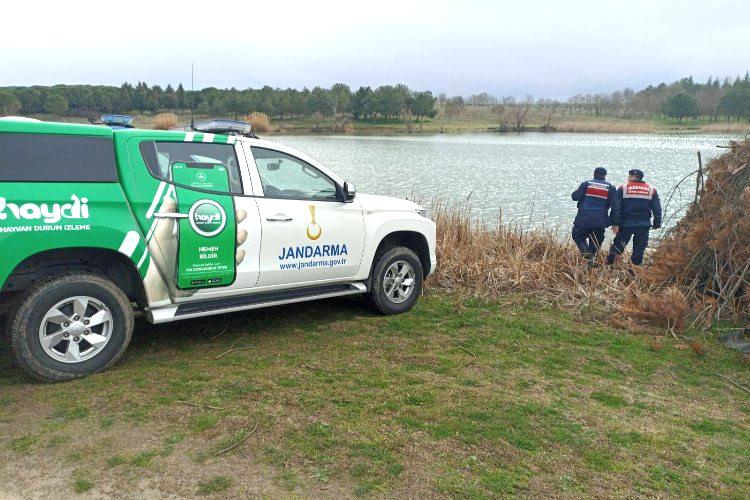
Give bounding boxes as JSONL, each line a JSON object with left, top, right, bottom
{"left": 415, "top": 207, "right": 429, "bottom": 219}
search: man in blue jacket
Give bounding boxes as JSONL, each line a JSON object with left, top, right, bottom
{"left": 606, "top": 169, "right": 662, "bottom": 266}
{"left": 571, "top": 167, "right": 620, "bottom": 264}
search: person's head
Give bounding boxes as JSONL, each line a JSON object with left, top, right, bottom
{"left": 593, "top": 167, "right": 607, "bottom": 180}
{"left": 628, "top": 169, "right": 645, "bottom": 182}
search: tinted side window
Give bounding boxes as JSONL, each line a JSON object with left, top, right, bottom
{"left": 251, "top": 147, "right": 338, "bottom": 201}
{"left": 139, "top": 141, "right": 243, "bottom": 194}
{"left": 0, "top": 133, "right": 118, "bottom": 182}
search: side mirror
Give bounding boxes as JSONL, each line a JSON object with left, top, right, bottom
{"left": 343, "top": 181, "right": 357, "bottom": 203}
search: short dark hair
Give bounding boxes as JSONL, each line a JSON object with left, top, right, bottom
{"left": 629, "top": 169, "right": 644, "bottom": 180}
{"left": 593, "top": 167, "right": 607, "bottom": 179}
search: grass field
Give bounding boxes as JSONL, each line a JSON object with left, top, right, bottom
{"left": 1, "top": 294, "right": 748, "bottom": 498}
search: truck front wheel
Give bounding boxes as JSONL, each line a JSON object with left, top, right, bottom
{"left": 367, "top": 247, "right": 424, "bottom": 315}
{"left": 8, "top": 274, "right": 134, "bottom": 382}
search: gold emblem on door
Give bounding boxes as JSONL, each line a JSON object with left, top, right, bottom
{"left": 306, "top": 205, "right": 322, "bottom": 240}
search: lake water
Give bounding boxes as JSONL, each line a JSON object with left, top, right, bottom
{"left": 270, "top": 133, "right": 736, "bottom": 234}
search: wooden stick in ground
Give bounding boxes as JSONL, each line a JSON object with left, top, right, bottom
{"left": 214, "top": 424, "right": 259, "bottom": 457}
{"left": 215, "top": 346, "right": 256, "bottom": 360}
{"left": 458, "top": 345, "right": 477, "bottom": 358}
{"left": 208, "top": 325, "right": 229, "bottom": 340}
{"left": 175, "top": 401, "right": 225, "bottom": 410}
{"left": 715, "top": 372, "right": 750, "bottom": 396}
{"left": 695, "top": 151, "right": 703, "bottom": 206}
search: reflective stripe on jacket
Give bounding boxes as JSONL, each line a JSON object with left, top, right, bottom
{"left": 617, "top": 181, "right": 663, "bottom": 228}
{"left": 571, "top": 179, "right": 620, "bottom": 228}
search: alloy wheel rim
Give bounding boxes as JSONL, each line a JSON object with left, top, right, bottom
{"left": 38, "top": 296, "right": 114, "bottom": 364}
{"left": 383, "top": 260, "right": 416, "bottom": 304}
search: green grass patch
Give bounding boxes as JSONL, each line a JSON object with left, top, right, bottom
{"left": 10, "top": 435, "right": 37, "bottom": 453}
{"left": 197, "top": 475, "right": 233, "bottom": 495}
{"left": 106, "top": 455, "right": 126, "bottom": 468}
{"left": 648, "top": 464, "right": 685, "bottom": 491}
{"left": 72, "top": 470, "right": 93, "bottom": 493}
{"left": 1, "top": 294, "right": 749, "bottom": 497}
{"left": 589, "top": 391, "right": 629, "bottom": 408}
{"left": 689, "top": 418, "right": 731, "bottom": 435}
{"left": 192, "top": 414, "right": 220, "bottom": 433}
{"left": 131, "top": 449, "right": 159, "bottom": 468}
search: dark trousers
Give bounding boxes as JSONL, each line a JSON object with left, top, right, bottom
{"left": 606, "top": 226, "right": 650, "bottom": 265}
{"left": 572, "top": 226, "right": 605, "bottom": 261}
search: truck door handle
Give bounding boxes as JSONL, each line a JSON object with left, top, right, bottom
{"left": 266, "top": 215, "right": 293, "bottom": 222}
{"left": 154, "top": 212, "right": 189, "bottom": 219}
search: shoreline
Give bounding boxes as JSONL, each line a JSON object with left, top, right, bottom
{"left": 265, "top": 126, "right": 745, "bottom": 137}
{"left": 13, "top": 113, "right": 750, "bottom": 136}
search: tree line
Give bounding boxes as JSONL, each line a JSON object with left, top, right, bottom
{"left": 550, "top": 73, "right": 750, "bottom": 122}
{"left": 0, "top": 82, "right": 437, "bottom": 122}
{"left": 0, "top": 71, "right": 749, "bottom": 125}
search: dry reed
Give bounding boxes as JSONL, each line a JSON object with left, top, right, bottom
{"left": 426, "top": 201, "right": 628, "bottom": 314}
{"left": 699, "top": 122, "right": 750, "bottom": 134}
{"left": 554, "top": 120, "right": 659, "bottom": 134}
{"left": 245, "top": 112, "right": 272, "bottom": 133}
{"left": 334, "top": 116, "right": 354, "bottom": 134}
{"left": 153, "top": 112, "right": 178, "bottom": 130}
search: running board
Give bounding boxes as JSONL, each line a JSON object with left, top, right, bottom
{"left": 149, "top": 283, "right": 367, "bottom": 323}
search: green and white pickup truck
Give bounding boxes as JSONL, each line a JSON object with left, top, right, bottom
{"left": 0, "top": 118, "right": 436, "bottom": 381}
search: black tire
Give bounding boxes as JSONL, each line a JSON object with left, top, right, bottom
{"left": 367, "top": 247, "right": 424, "bottom": 315}
{"left": 8, "top": 273, "right": 134, "bottom": 382}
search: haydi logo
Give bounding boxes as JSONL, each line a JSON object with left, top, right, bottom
{"left": 189, "top": 199, "right": 226, "bottom": 237}
{"left": 0, "top": 195, "right": 89, "bottom": 224}
{"left": 194, "top": 212, "right": 220, "bottom": 224}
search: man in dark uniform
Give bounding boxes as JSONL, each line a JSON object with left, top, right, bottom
{"left": 606, "top": 169, "right": 662, "bottom": 266}
{"left": 571, "top": 167, "right": 620, "bottom": 264}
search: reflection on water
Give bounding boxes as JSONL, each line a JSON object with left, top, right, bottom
{"left": 270, "top": 133, "right": 735, "bottom": 234}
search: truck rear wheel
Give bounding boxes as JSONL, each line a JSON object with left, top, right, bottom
{"left": 8, "top": 274, "right": 134, "bottom": 382}
{"left": 367, "top": 247, "right": 424, "bottom": 315}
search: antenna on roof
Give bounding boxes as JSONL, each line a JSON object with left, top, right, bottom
{"left": 190, "top": 62, "right": 195, "bottom": 129}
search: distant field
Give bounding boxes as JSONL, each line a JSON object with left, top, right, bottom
{"left": 1, "top": 295, "right": 748, "bottom": 497}
{"left": 18, "top": 109, "right": 750, "bottom": 135}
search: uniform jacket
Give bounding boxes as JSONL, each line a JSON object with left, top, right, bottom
{"left": 616, "top": 181, "right": 662, "bottom": 228}
{"left": 571, "top": 178, "right": 620, "bottom": 228}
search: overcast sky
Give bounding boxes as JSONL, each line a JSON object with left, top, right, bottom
{"left": 1, "top": 0, "right": 748, "bottom": 98}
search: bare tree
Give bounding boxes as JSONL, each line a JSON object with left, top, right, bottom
{"left": 511, "top": 95, "right": 533, "bottom": 131}
{"left": 476, "top": 92, "right": 494, "bottom": 106}
{"left": 469, "top": 94, "right": 480, "bottom": 119}
{"left": 541, "top": 100, "right": 559, "bottom": 131}
{"left": 445, "top": 96, "right": 464, "bottom": 123}
{"left": 491, "top": 104, "right": 511, "bottom": 131}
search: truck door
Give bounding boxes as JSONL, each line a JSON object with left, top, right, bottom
{"left": 120, "top": 134, "right": 261, "bottom": 300}
{"left": 244, "top": 145, "right": 365, "bottom": 288}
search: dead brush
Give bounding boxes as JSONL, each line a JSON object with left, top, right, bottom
{"left": 619, "top": 285, "right": 689, "bottom": 331}
{"left": 640, "top": 138, "right": 750, "bottom": 327}
{"left": 153, "top": 112, "right": 178, "bottom": 130}
{"left": 426, "top": 200, "right": 628, "bottom": 314}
